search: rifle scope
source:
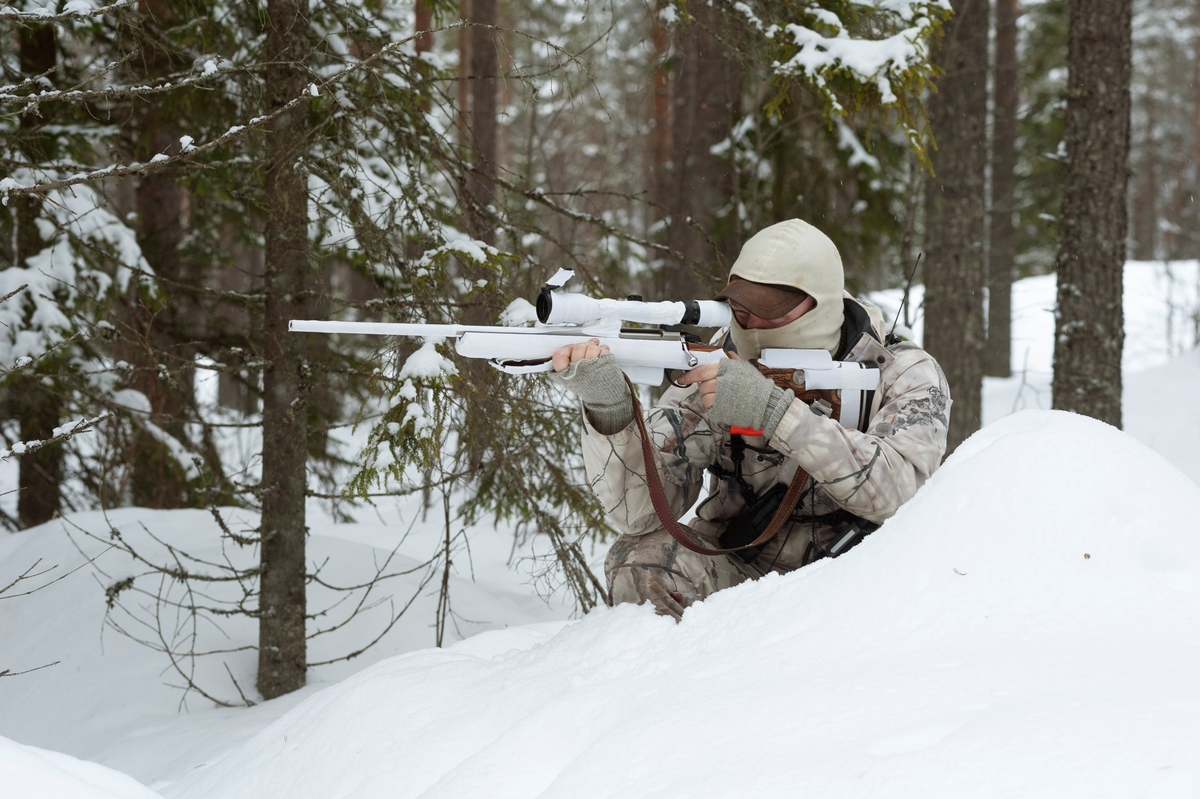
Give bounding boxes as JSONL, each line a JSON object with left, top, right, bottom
{"left": 537, "top": 288, "right": 733, "bottom": 328}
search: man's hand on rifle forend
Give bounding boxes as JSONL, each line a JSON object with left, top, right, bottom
{"left": 551, "top": 338, "right": 610, "bottom": 372}
{"left": 549, "top": 339, "right": 634, "bottom": 435}
{"left": 679, "top": 356, "right": 795, "bottom": 440}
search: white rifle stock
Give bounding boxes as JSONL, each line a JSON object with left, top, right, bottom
{"left": 289, "top": 269, "right": 880, "bottom": 429}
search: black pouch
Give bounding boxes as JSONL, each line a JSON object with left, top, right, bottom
{"left": 718, "top": 483, "right": 789, "bottom": 563}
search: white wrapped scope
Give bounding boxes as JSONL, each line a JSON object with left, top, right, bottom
{"left": 536, "top": 286, "right": 732, "bottom": 328}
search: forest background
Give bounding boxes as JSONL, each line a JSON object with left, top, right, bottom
{"left": 0, "top": 0, "right": 1191, "bottom": 703}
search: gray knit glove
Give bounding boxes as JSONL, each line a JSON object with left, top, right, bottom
{"left": 709, "top": 358, "right": 794, "bottom": 438}
{"left": 549, "top": 353, "right": 634, "bottom": 435}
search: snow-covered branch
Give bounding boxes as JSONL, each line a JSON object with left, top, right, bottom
{"left": 0, "top": 59, "right": 232, "bottom": 110}
{"left": 0, "top": 414, "right": 111, "bottom": 462}
{"left": 691, "top": 0, "right": 952, "bottom": 158}
{"left": 0, "top": 23, "right": 442, "bottom": 203}
{"left": 0, "top": 0, "right": 136, "bottom": 25}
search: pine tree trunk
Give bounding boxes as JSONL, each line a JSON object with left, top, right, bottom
{"left": 116, "top": 0, "right": 209, "bottom": 508}
{"left": 14, "top": 24, "right": 62, "bottom": 528}
{"left": 458, "top": 0, "right": 505, "bottom": 471}
{"left": 647, "top": 3, "right": 671, "bottom": 227}
{"left": 985, "top": 0, "right": 1019, "bottom": 378}
{"left": 11, "top": 374, "right": 62, "bottom": 528}
{"left": 660, "top": 4, "right": 742, "bottom": 298}
{"left": 258, "top": 0, "right": 311, "bottom": 701}
{"left": 415, "top": 0, "right": 433, "bottom": 55}
{"left": 465, "top": 0, "right": 497, "bottom": 247}
{"left": 128, "top": 123, "right": 192, "bottom": 508}
{"left": 1051, "top": 0, "right": 1131, "bottom": 428}
{"left": 1130, "top": 93, "right": 1157, "bottom": 261}
{"left": 1194, "top": 0, "right": 1200, "bottom": 348}
{"left": 923, "top": 0, "right": 989, "bottom": 456}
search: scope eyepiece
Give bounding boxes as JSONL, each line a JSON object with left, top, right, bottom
{"left": 536, "top": 286, "right": 553, "bottom": 324}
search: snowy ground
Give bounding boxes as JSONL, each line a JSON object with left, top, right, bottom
{"left": 2, "top": 261, "right": 1199, "bottom": 797}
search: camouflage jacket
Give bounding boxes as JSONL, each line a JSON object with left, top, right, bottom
{"left": 580, "top": 297, "right": 951, "bottom": 570}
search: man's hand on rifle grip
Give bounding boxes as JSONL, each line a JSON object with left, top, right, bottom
{"left": 681, "top": 354, "right": 794, "bottom": 441}
{"left": 677, "top": 352, "right": 740, "bottom": 411}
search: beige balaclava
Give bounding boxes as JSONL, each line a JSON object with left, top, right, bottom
{"left": 725, "top": 219, "right": 845, "bottom": 358}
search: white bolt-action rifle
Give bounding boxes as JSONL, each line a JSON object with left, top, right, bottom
{"left": 289, "top": 269, "right": 881, "bottom": 431}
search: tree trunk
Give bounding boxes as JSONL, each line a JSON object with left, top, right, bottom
{"left": 647, "top": 3, "right": 671, "bottom": 227}
{"left": 14, "top": 24, "right": 63, "bottom": 528}
{"left": 465, "top": 0, "right": 498, "bottom": 247}
{"left": 1130, "top": 92, "right": 1157, "bottom": 261}
{"left": 986, "top": 0, "right": 1019, "bottom": 378}
{"left": 1051, "top": 0, "right": 1131, "bottom": 428}
{"left": 1194, "top": 0, "right": 1200, "bottom": 347}
{"left": 923, "top": 0, "right": 989, "bottom": 456}
{"left": 457, "top": 0, "right": 505, "bottom": 472}
{"left": 660, "top": 4, "right": 742, "bottom": 299}
{"left": 415, "top": 0, "right": 433, "bottom": 55}
{"left": 128, "top": 122, "right": 192, "bottom": 508}
{"left": 11, "top": 374, "right": 62, "bottom": 528}
{"left": 116, "top": 0, "right": 206, "bottom": 508}
{"left": 258, "top": 0, "right": 311, "bottom": 700}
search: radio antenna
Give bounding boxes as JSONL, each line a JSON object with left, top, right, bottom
{"left": 886, "top": 252, "right": 923, "bottom": 347}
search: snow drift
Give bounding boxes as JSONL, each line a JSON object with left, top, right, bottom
{"left": 1, "top": 735, "right": 161, "bottom": 799}
{"left": 164, "top": 411, "right": 1200, "bottom": 799}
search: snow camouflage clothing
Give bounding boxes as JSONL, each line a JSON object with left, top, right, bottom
{"left": 581, "top": 295, "right": 951, "bottom": 618}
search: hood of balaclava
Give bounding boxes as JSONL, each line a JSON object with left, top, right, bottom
{"left": 725, "top": 219, "right": 845, "bottom": 358}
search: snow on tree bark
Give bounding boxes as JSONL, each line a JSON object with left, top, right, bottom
{"left": 1051, "top": 0, "right": 1132, "bottom": 428}
{"left": 923, "top": 0, "right": 989, "bottom": 456}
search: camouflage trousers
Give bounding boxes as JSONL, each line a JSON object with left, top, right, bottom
{"left": 604, "top": 526, "right": 775, "bottom": 621}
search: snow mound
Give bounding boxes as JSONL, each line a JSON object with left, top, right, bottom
{"left": 166, "top": 411, "right": 1200, "bottom": 799}
{"left": 1, "top": 735, "right": 161, "bottom": 799}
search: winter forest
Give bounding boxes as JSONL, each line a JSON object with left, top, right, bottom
{"left": 2, "top": 0, "right": 1200, "bottom": 796}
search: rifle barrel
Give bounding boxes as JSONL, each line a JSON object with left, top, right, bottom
{"left": 288, "top": 320, "right": 563, "bottom": 337}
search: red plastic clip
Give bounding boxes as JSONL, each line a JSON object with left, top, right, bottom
{"left": 729, "top": 426, "right": 764, "bottom": 437}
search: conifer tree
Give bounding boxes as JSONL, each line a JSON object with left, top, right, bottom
{"left": 1052, "top": 0, "right": 1133, "bottom": 426}
{"left": 987, "top": 0, "right": 1019, "bottom": 378}
{"left": 924, "top": 0, "right": 989, "bottom": 455}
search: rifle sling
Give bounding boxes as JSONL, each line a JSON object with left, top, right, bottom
{"left": 624, "top": 375, "right": 808, "bottom": 558}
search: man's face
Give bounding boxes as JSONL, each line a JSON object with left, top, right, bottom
{"left": 730, "top": 293, "right": 816, "bottom": 330}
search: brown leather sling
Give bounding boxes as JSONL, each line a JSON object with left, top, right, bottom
{"left": 623, "top": 357, "right": 838, "bottom": 558}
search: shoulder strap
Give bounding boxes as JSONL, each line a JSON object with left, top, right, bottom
{"left": 625, "top": 375, "right": 808, "bottom": 558}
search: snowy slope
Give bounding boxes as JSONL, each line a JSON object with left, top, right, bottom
{"left": 1, "top": 736, "right": 162, "bottom": 799}
{"left": 2, "top": 261, "right": 1199, "bottom": 797}
{"left": 163, "top": 411, "right": 1200, "bottom": 799}
{"left": 0, "top": 503, "right": 574, "bottom": 788}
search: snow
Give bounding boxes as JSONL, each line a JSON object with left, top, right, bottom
{"left": 2, "top": 261, "right": 1200, "bottom": 797}
{"left": 0, "top": 504, "right": 573, "bottom": 790}
{"left": 162, "top": 412, "right": 1200, "bottom": 798}
{"left": 836, "top": 119, "right": 881, "bottom": 170}
{"left": 499, "top": 297, "right": 539, "bottom": 326}
{"left": 397, "top": 337, "right": 458, "bottom": 380}
{"left": 1, "top": 736, "right": 161, "bottom": 799}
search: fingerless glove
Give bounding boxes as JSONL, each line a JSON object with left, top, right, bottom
{"left": 549, "top": 353, "right": 635, "bottom": 435}
{"left": 709, "top": 358, "right": 794, "bottom": 439}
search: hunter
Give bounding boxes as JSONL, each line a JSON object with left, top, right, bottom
{"left": 551, "top": 219, "right": 951, "bottom": 620}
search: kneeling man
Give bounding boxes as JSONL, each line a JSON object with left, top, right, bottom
{"left": 552, "top": 219, "right": 950, "bottom": 619}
